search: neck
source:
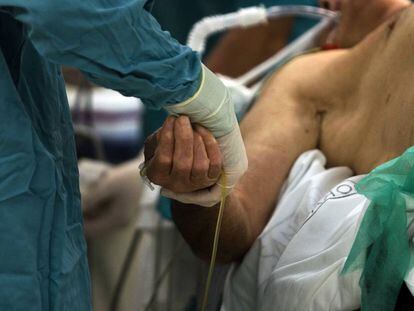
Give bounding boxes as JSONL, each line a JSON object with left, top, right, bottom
{"left": 335, "top": 0, "right": 411, "bottom": 48}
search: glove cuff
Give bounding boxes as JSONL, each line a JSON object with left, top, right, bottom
{"left": 164, "top": 64, "right": 237, "bottom": 137}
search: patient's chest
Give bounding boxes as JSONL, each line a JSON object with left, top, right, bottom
{"left": 318, "top": 92, "right": 414, "bottom": 175}
{"left": 318, "top": 106, "right": 377, "bottom": 174}
{"left": 319, "top": 108, "right": 362, "bottom": 170}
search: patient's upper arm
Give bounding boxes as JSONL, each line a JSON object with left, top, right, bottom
{"left": 235, "top": 61, "right": 321, "bottom": 238}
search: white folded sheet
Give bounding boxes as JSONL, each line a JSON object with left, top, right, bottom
{"left": 222, "top": 150, "right": 369, "bottom": 310}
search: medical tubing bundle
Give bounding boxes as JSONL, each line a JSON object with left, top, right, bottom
{"left": 187, "top": 5, "right": 337, "bottom": 55}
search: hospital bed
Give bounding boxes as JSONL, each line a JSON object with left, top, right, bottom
{"left": 73, "top": 6, "right": 338, "bottom": 311}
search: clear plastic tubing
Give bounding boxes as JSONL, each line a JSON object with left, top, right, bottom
{"left": 187, "top": 5, "right": 338, "bottom": 55}
{"left": 237, "top": 17, "right": 334, "bottom": 86}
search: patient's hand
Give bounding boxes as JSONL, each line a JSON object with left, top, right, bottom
{"left": 144, "top": 116, "right": 222, "bottom": 193}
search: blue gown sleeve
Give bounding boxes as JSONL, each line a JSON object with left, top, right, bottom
{"left": 0, "top": 0, "right": 201, "bottom": 108}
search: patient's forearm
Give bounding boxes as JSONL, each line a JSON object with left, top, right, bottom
{"left": 172, "top": 193, "right": 251, "bottom": 264}
{"left": 172, "top": 134, "right": 314, "bottom": 263}
{"left": 172, "top": 151, "right": 297, "bottom": 264}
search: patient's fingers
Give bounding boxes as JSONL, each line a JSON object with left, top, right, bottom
{"left": 147, "top": 117, "right": 222, "bottom": 193}
{"left": 194, "top": 125, "right": 222, "bottom": 180}
{"left": 146, "top": 116, "right": 175, "bottom": 185}
{"left": 144, "top": 132, "right": 157, "bottom": 162}
{"left": 170, "top": 116, "right": 194, "bottom": 192}
{"left": 191, "top": 132, "right": 210, "bottom": 185}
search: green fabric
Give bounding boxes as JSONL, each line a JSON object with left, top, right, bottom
{"left": 343, "top": 147, "right": 414, "bottom": 311}
{"left": 0, "top": 0, "right": 205, "bottom": 309}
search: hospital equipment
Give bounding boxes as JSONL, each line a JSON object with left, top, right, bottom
{"left": 189, "top": 5, "right": 337, "bottom": 92}
{"left": 187, "top": 5, "right": 336, "bottom": 55}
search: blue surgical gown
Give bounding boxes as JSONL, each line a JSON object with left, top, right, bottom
{"left": 0, "top": 1, "right": 202, "bottom": 310}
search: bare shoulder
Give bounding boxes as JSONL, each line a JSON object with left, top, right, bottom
{"left": 258, "top": 49, "right": 350, "bottom": 114}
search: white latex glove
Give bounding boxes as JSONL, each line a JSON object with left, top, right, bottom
{"left": 218, "top": 75, "right": 255, "bottom": 119}
{"left": 161, "top": 65, "right": 248, "bottom": 206}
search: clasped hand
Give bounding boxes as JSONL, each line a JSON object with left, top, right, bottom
{"left": 144, "top": 116, "right": 223, "bottom": 196}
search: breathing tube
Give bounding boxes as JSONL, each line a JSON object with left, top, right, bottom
{"left": 187, "top": 5, "right": 337, "bottom": 55}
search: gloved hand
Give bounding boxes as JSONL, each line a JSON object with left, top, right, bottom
{"left": 80, "top": 157, "right": 144, "bottom": 238}
{"left": 161, "top": 65, "right": 248, "bottom": 207}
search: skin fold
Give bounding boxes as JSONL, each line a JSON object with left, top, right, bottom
{"left": 145, "top": 1, "right": 414, "bottom": 263}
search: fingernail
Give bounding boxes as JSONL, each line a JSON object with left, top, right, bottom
{"left": 178, "top": 115, "right": 190, "bottom": 126}
{"left": 166, "top": 116, "right": 176, "bottom": 126}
